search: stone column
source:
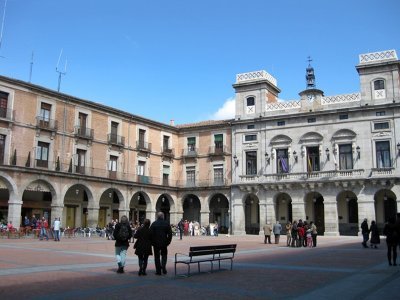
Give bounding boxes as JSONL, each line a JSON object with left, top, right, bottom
{"left": 200, "top": 211, "right": 209, "bottom": 227}
{"left": 232, "top": 202, "right": 246, "bottom": 235}
{"left": 8, "top": 197, "right": 22, "bottom": 229}
{"left": 87, "top": 207, "right": 100, "bottom": 228}
{"left": 148, "top": 210, "right": 156, "bottom": 223}
{"left": 51, "top": 204, "right": 64, "bottom": 225}
{"left": 357, "top": 195, "right": 376, "bottom": 235}
{"left": 291, "top": 193, "right": 306, "bottom": 222}
{"left": 324, "top": 196, "right": 339, "bottom": 236}
{"left": 265, "top": 196, "right": 276, "bottom": 224}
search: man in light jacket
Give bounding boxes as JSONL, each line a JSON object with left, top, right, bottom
{"left": 273, "top": 221, "right": 282, "bottom": 244}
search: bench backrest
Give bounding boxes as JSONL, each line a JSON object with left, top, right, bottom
{"left": 189, "top": 244, "right": 236, "bottom": 257}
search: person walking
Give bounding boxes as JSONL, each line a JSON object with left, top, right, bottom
{"left": 178, "top": 218, "right": 184, "bottom": 240}
{"left": 369, "top": 220, "right": 380, "bottom": 249}
{"left": 263, "top": 222, "right": 272, "bottom": 244}
{"left": 361, "top": 218, "right": 370, "bottom": 248}
{"left": 291, "top": 220, "right": 298, "bottom": 247}
{"left": 383, "top": 217, "right": 399, "bottom": 266}
{"left": 39, "top": 217, "right": 49, "bottom": 241}
{"left": 134, "top": 219, "right": 152, "bottom": 276}
{"left": 273, "top": 221, "right": 282, "bottom": 244}
{"left": 53, "top": 217, "right": 61, "bottom": 241}
{"left": 150, "top": 212, "right": 172, "bottom": 275}
{"left": 114, "top": 215, "right": 133, "bottom": 274}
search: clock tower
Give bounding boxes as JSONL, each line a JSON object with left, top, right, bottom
{"left": 299, "top": 56, "right": 324, "bottom": 105}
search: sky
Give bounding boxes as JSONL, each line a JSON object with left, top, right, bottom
{"left": 1, "top": 0, "right": 400, "bottom": 125}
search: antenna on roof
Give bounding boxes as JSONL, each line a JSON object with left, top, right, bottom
{"left": 29, "top": 51, "right": 34, "bottom": 82}
{"left": 56, "top": 48, "right": 67, "bottom": 92}
{"left": 0, "top": 0, "right": 7, "bottom": 58}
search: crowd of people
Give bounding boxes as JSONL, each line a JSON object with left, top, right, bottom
{"left": 264, "top": 220, "right": 317, "bottom": 248}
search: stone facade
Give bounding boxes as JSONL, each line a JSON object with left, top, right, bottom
{"left": 231, "top": 50, "right": 400, "bottom": 236}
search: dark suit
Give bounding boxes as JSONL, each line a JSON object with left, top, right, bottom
{"left": 150, "top": 218, "right": 172, "bottom": 274}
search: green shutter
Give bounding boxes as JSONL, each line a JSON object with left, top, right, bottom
{"left": 214, "top": 134, "right": 223, "bottom": 142}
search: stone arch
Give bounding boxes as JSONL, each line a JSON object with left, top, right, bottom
{"left": 337, "top": 190, "right": 359, "bottom": 236}
{"left": 274, "top": 192, "right": 292, "bottom": 224}
{"left": 155, "top": 194, "right": 175, "bottom": 224}
{"left": 129, "top": 191, "right": 151, "bottom": 225}
{"left": 304, "top": 191, "right": 324, "bottom": 235}
{"left": 243, "top": 193, "right": 260, "bottom": 235}
{"left": 374, "top": 188, "right": 397, "bottom": 228}
{"left": 208, "top": 192, "right": 229, "bottom": 234}
{"left": 21, "top": 179, "right": 57, "bottom": 224}
{"left": 182, "top": 193, "right": 201, "bottom": 224}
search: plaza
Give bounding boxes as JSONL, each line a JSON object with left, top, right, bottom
{"left": 0, "top": 234, "right": 399, "bottom": 299}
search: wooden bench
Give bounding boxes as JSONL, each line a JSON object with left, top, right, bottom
{"left": 174, "top": 244, "right": 237, "bottom": 276}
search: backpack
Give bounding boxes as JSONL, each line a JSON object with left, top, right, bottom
{"left": 118, "top": 224, "right": 130, "bottom": 241}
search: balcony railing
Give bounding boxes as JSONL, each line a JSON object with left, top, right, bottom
{"left": 107, "top": 134, "right": 125, "bottom": 147}
{"left": 238, "top": 169, "right": 366, "bottom": 183}
{"left": 136, "top": 141, "right": 152, "bottom": 152}
{"left": 35, "top": 159, "right": 49, "bottom": 168}
{"left": 209, "top": 145, "right": 229, "bottom": 156}
{"left": 36, "top": 116, "right": 58, "bottom": 131}
{"left": 0, "top": 108, "right": 15, "bottom": 121}
{"left": 370, "top": 167, "right": 395, "bottom": 177}
{"left": 161, "top": 147, "right": 175, "bottom": 157}
{"left": 182, "top": 147, "right": 198, "bottom": 157}
{"left": 74, "top": 126, "right": 94, "bottom": 140}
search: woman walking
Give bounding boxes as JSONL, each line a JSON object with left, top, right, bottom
{"left": 134, "top": 219, "right": 153, "bottom": 276}
{"left": 369, "top": 220, "right": 380, "bottom": 248}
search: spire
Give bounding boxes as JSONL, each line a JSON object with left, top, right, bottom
{"left": 306, "top": 56, "right": 316, "bottom": 89}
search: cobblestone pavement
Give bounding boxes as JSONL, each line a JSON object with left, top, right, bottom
{"left": 0, "top": 234, "right": 399, "bottom": 300}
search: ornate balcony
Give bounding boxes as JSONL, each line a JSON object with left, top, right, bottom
{"left": 36, "top": 116, "right": 58, "bottom": 132}
{"left": 161, "top": 147, "right": 174, "bottom": 158}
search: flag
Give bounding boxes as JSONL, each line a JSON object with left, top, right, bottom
{"left": 280, "top": 157, "right": 288, "bottom": 172}
{"left": 307, "top": 156, "right": 312, "bottom": 172}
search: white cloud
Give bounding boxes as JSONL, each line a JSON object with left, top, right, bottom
{"left": 210, "top": 97, "right": 235, "bottom": 120}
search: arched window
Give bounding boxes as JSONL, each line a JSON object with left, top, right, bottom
{"left": 374, "top": 80, "right": 385, "bottom": 90}
{"left": 373, "top": 79, "right": 386, "bottom": 99}
{"left": 246, "top": 97, "right": 255, "bottom": 114}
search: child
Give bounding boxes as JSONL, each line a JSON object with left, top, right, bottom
{"left": 306, "top": 228, "right": 313, "bottom": 248}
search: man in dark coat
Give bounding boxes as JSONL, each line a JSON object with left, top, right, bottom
{"left": 134, "top": 219, "right": 152, "bottom": 276}
{"left": 361, "top": 218, "right": 370, "bottom": 248}
{"left": 150, "top": 212, "right": 172, "bottom": 275}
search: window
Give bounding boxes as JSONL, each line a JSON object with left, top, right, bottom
{"left": 76, "top": 149, "right": 86, "bottom": 174}
{"left": 78, "top": 113, "right": 88, "bottom": 136}
{"left": 214, "top": 164, "right": 224, "bottom": 185}
{"left": 339, "top": 114, "right": 348, "bottom": 120}
{"left": 276, "top": 149, "right": 289, "bottom": 174}
{"left": 306, "top": 146, "right": 320, "bottom": 172}
{"left": 187, "top": 137, "right": 196, "bottom": 151}
{"left": 36, "top": 142, "right": 50, "bottom": 168}
{"left": 186, "top": 166, "right": 196, "bottom": 186}
{"left": 373, "top": 80, "right": 386, "bottom": 99}
{"left": 214, "top": 134, "right": 223, "bottom": 152}
{"left": 163, "top": 165, "right": 170, "bottom": 186}
{"left": 246, "top": 97, "right": 255, "bottom": 114}
{"left": 39, "top": 103, "right": 51, "bottom": 128}
{"left": 137, "top": 161, "right": 145, "bottom": 176}
{"left": 374, "top": 122, "right": 389, "bottom": 130}
{"left": 108, "top": 155, "right": 118, "bottom": 179}
{"left": 246, "top": 151, "right": 257, "bottom": 175}
{"left": 0, "top": 92, "right": 8, "bottom": 118}
{"left": 138, "top": 129, "right": 146, "bottom": 148}
{"left": 0, "top": 134, "right": 5, "bottom": 164}
{"left": 376, "top": 141, "right": 391, "bottom": 168}
{"left": 339, "top": 144, "right": 353, "bottom": 170}
{"left": 277, "top": 120, "right": 285, "bottom": 126}
{"left": 374, "top": 80, "right": 385, "bottom": 90}
{"left": 110, "top": 121, "right": 118, "bottom": 143}
{"left": 163, "top": 135, "right": 170, "bottom": 151}
{"left": 247, "top": 124, "right": 255, "bottom": 129}
{"left": 307, "top": 117, "right": 316, "bottom": 123}
{"left": 376, "top": 111, "right": 386, "bottom": 116}
{"left": 244, "top": 134, "right": 257, "bottom": 142}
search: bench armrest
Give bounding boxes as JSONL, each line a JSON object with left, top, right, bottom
{"left": 175, "top": 252, "right": 190, "bottom": 261}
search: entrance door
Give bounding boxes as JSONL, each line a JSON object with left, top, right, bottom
{"left": 98, "top": 208, "right": 107, "bottom": 228}
{"left": 314, "top": 199, "right": 325, "bottom": 235}
{"left": 66, "top": 206, "right": 76, "bottom": 228}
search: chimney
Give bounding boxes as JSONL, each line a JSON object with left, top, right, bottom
{"left": 170, "top": 119, "right": 175, "bottom": 126}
